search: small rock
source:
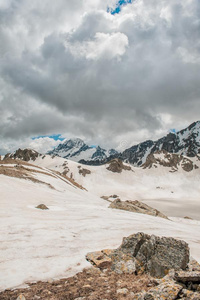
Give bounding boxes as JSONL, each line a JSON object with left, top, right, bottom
{"left": 36, "top": 204, "right": 49, "bottom": 210}
{"left": 17, "top": 295, "right": 26, "bottom": 300}
{"left": 116, "top": 288, "right": 128, "bottom": 295}
{"left": 131, "top": 292, "right": 146, "bottom": 300}
{"left": 145, "top": 280, "right": 183, "bottom": 300}
{"left": 188, "top": 258, "right": 200, "bottom": 272}
{"left": 175, "top": 271, "right": 200, "bottom": 283}
{"left": 86, "top": 250, "right": 112, "bottom": 269}
{"left": 47, "top": 279, "right": 54, "bottom": 284}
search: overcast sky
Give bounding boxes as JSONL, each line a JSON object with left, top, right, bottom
{"left": 0, "top": 0, "right": 200, "bottom": 154}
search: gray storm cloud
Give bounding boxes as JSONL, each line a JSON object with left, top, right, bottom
{"left": 0, "top": 0, "right": 200, "bottom": 153}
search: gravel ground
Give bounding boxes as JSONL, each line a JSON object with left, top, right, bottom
{"left": 0, "top": 267, "right": 155, "bottom": 300}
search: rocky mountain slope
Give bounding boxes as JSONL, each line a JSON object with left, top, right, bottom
{"left": 142, "top": 150, "right": 199, "bottom": 172}
{"left": 119, "top": 120, "right": 200, "bottom": 166}
{"left": 79, "top": 121, "right": 200, "bottom": 166}
{"left": 48, "top": 138, "right": 118, "bottom": 163}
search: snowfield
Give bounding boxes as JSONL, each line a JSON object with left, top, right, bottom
{"left": 0, "top": 156, "right": 200, "bottom": 291}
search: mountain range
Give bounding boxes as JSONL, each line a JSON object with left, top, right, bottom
{"left": 1, "top": 121, "right": 200, "bottom": 292}
{"left": 48, "top": 138, "right": 118, "bottom": 163}
{"left": 47, "top": 121, "right": 200, "bottom": 166}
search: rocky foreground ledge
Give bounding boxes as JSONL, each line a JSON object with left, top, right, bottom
{"left": 1, "top": 233, "right": 200, "bottom": 300}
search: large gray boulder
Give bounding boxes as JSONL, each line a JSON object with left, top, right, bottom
{"left": 118, "top": 233, "right": 189, "bottom": 277}
{"left": 86, "top": 232, "right": 190, "bottom": 278}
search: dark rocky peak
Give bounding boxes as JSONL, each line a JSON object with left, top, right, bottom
{"left": 109, "top": 149, "right": 118, "bottom": 156}
{"left": 114, "top": 121, "right": 200, "bottom": 166}
{"left": 91, "top": 146, "right": 106, "bottom": 160}
{"left": 55, "top": 138, "right": 85, "bottom": 151}
{"left": 5, "top": 148, "right": 40, "bottom": 162}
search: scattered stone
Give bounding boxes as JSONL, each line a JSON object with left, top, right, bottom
{"left": 86, "top": 251, "right": 112, "bottom": 269}
{"left": 16, "top": 295, "right": 26, "bottom": 300}
{"left": 144, "top": 280, "right": 182, "bottom": 300}
{"left": 36, "top": 204, "right": 49, "bottom": 210}
{"left": 174, "top": 271, "right": 200, "bottom": 283}
{"left": 188, "top": 259, "right": 200, "bottom": 272}
{"left": 131, "top": 292, "right": 146, "bottom": 300}
{"left": 109, "top": 199, "right": 168, "bottom": 219}
{"left": 179, "top": 288, "right": 200, "bottom": 299}
{"left": 116, "top": 288, "right": 128, "bottom": 295}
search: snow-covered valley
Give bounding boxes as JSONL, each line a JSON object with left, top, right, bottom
{"left": 0, "top": 154, "right": 200, "bottom": 291}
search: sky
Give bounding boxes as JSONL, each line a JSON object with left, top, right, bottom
{"left": 0, "top": 0, "right": 200, "bottom": 154}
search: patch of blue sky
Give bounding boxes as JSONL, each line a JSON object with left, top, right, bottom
{"left": 32, "top": 134, "right": 65, "bottom": 141}
{"left": 170, "top": 129, "right": 177, "bottom": 134}
{"left": 108, "top": 0, "right": 133, "bottom": 15}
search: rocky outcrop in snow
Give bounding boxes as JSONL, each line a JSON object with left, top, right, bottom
{"left": 109, "top": 199, "right": 168, "bottom": 219}
{"left": 106, "top": 158, "right": 132, "bottom": 173}
{"left": 142, "top": 150, "right": 199, "bottom": 172}
{"left": 4, "top": 148, "right": 40, "bottom": 162}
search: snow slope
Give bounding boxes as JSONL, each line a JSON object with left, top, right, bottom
{"left": 31, "top": 154, "right": 200, "bottom": 220}
{"left": 1, "top": 158, "right": 200, "bottom": 291}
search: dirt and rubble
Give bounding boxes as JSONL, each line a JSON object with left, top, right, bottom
{"left": 0, "top": 268, "right": 154, "bottom": 300}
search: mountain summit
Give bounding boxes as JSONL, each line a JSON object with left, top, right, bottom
{"left": 48, "top": 138, "right": 118, "bottom": 163}
{"left": 119, "top": 120, "right": 200, "bottom": 166}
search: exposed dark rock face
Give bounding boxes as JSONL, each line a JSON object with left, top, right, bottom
{"left": 4, "top": 148, "right": 40, "bottom": 161}
{"left": 121, "top": 140, "right": 155, "bottom": 166}
{"left": 142, "top": 150, "right": 198, "bottom": 172}
{"left": 106, "top": 158, "right": 132, "bottom": 173}
{"left": 48, "top": 138, "right": 119, "bottom": 164}
{"left": 105, "top": 121, "right": 200, "bottom": 167}
{"left": 109, "top": 199, "right": 168, "bottom": 219}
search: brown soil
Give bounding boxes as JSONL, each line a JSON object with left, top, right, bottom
{"left": 0, "top": 267, "right": 155, "bottom": 300}
{"left": 0, "top": 159, "right": 85, "bottom": 191}
{"left": 0, "top": 165, "right": 54, "bottom": 189}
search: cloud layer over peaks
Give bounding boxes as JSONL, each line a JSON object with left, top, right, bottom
{"left": 0, "top": 0, "right": 200, "bottom": 153}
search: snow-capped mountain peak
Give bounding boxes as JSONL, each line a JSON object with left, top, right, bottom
{"left": 48, "top": 138, "right": 118, "bottom": 163}
{"left": 117, "top": 120, "right": 200, "bottom": 166}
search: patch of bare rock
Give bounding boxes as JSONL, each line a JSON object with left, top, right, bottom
{"left": 5, "top": 148, "right": 40, "bottom": 162}
{"left": 1, "top": 233, "right": 200, "bottom": 300}
{"left": 143, "top": 150, "right": 199, "bottom": 172}
{"left": 78, "top": 166, "right": 91, "bottom": 177}
{"left": 109, "top": 199, "right": 168, "bottom": 219}
{"left": 106, "top": 159, "right": 132, "bottom": 173}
